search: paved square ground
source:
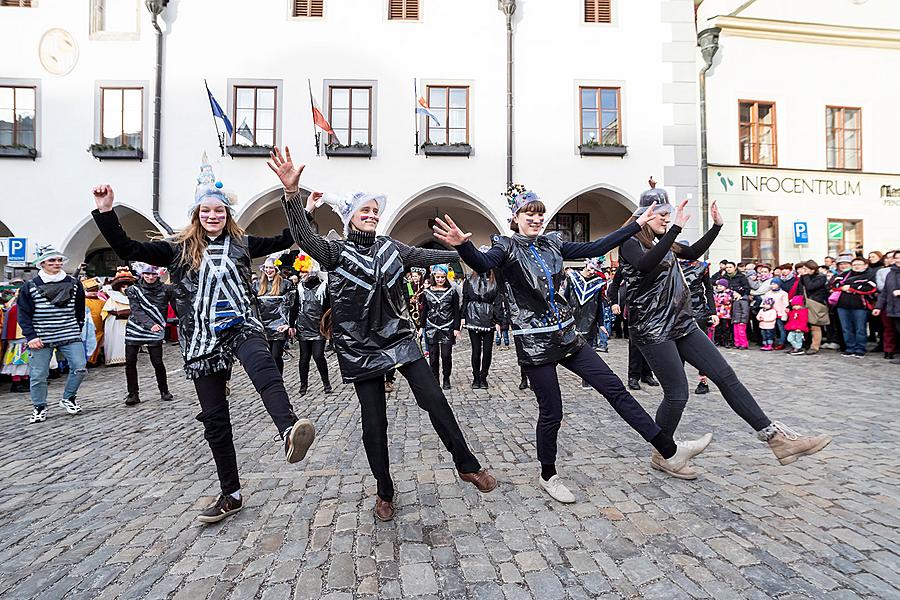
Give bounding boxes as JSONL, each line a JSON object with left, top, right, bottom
{"left": 0, "top": 340, "right": 897, "bottom": 599}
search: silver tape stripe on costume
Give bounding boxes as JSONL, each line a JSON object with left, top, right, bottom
{"left": 341, "top": 249, "right": 376, "bottom": 274}
{"left": 335, "top": 267, "right": 372, "bottom": 290}
{"left": 426, "top": 319, "right": 451, "bottom": 330}
{"left": 510, "top": 317, "right": 575, "bottom": 336}
{"left": 132, "top": 286, "right": 165, "bottom": 326}
{"left": 344, "top": 245, "right": 375, "bottom": 265}
{"left": 386, "top": 265, "right": 405, "bottom": 288}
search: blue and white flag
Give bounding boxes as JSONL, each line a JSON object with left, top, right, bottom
{"left": 205, "top": 82, "right": 233, "bottom": 138}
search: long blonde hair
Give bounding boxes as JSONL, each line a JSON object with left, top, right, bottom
{"left": 169, "top": 207, "right": 245, "bottom": 271}
{"left": 258, "top": 271, "right": 284, "bottom": 296}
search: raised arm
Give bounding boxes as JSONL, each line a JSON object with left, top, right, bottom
{"left": 394, "top": 241, "right": 459, "bottom": 269}
{"left": 620, "top": 228, "right": 681, "bottom": 273}
{"left": 561, "top": 221, "right": 640, "bottom": 260}
{"left": 674, "top": 224, "right": 722, "bottom": 261}
{"left": 432, "top": 214, "right": 504, "bottom": 273}
{"left": 91, "top": 186, "right": 177, "bottom": 267}
{"left": 248, "top": 228, "right": 295, "bottom": 259}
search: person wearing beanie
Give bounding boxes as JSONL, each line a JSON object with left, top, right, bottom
{"left": 256, "top": 253, "right": 297, "bottom": 376}
{"left": 435, "top": 178, "right": 709, "bottom": 500}
{"left": 610, "top": 180, "right": 830, "bottom": 475}
{"left": 122, "top": 263, "right": 175, "bottom": 405}
{"left": 763, "top": 277, "right": 790, "bottom": 349}
{"left": 461, "top": 261, "right": 499, "bottom": 389}
{"left": 421, "top": 264, "right": 462, "bottom": 389}
{"left": 785, "top": 296, "right": 809, "bottom": 356}
{"left": 757, "top": 297, "right": 778, "bottom": 350}
{"left": 713, "top": 278, "right": 734, "bottom": 348}
{"left": 16, "top": 245, "right": 88, "bottom": 423}
{"left": 90, "top": 154, "right": 316, "bottom": 525}
{"left": 294, "top": 256, "right": 332, "bottom": 396}
{"left": 272, "top": 146, "right": 496, "bottom": 522}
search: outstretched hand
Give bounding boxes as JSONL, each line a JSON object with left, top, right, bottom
{"left": 432, "top": 214, "right": 472, "bottom": 246}
{"left": 673, "top": 199, "right": 691, "bottom": 228}
{"left": 711, "top": 200, "right": 724, "bottom": 226}
{"left": 92, "top": 185, "right": 114, "bottom": 213}
{"left": 635, "top": 202, "right": 658, "bottom": 227}
{"left": 306, "top": 191, "right": 323, "bottom": 212}
{"left": 267, "top": 146, "right": 305, "bottom": 193}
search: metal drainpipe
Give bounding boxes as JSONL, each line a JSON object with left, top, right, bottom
{"left": 499, "top": 0, "right": 516, "bottom": 186}
{"left": 698, "top": 27, "right": 720, "bottom": 248}
{"left": 148, "top": 2, "right": 173, "bottom": 234}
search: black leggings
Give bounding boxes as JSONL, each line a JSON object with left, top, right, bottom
{"left": 125, "top": 343, "right": 168, "bottom": 395}
{"left": 468, "top": 330, "right": 493, "bottom": 379}
{"left": 354, "top": 358, "right": 481, "bottom": 501}
{"left": 298, "top": 339, "right": 330, "bottom": 388}
{"left": 428, "top": 341, "right": 453, "bottom": 381}
{"left": 194, "top": 334, "right": 298, "bottom": 495}
{"left": 638, "top": 327, "right": 771, "bottom": 437}
{"left": 268, "top": 339, "right": 286, "bottom": 374}
{"left": 523, "top": 344, "right": 669, "bottom": 466}
{"left": 627, "top": 337, "right": 653, "bottom": 380}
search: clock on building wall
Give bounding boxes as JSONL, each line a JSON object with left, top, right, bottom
{"left": 38, "top": 28, "right": 79, "bottom": 76}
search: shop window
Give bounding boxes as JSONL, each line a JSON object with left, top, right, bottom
{"left": 740, "top": 214, "right": 779, "bottom": 266}
{"left": 546, "top": 213, "right": 589, "bottom": 243}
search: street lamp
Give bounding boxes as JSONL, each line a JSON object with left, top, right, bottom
{"left": 497, "top": 0, "right": 516, "bottom": 17}
{"left": 145, "top": 0, "right": 169, "bottom": 16}
{"left": 498, "top": 0, "right": 516, "bottom": 185}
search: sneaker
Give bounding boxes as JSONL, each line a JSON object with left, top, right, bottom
{"left": 840, "top": 352, "right": 854, "bottom": 357}
{"left": 765, "top": 421, "right": 832, "bottom": 465}
{"left": 284, "top": 419, "right": 316, "bottom": 464}
{"left": 160, "top": 391, "right": 174, "bottom": 401}
{"left": 442, "top": 378, "right": 451, "bottom": 390}
{"left": 774, "top": 344, "right": 785, "bottom": 350}
{"left": 124, "top": 393, "right": 141, "bottom": 406}
{"left": 472, "top": 378, "right": 480, "bottom": 389}
{"left": 761, "top": 345, "right": 773, "bottom": 352}
{"left": 539, "top": 475, "right": 576, "bottom": 503}
{"left": 694, "top": 381, "right": 709, "bottom": 395}
{"left": 661, "top": 433, "right": 713, "bottom": 472}
{"left": 196, "top": 494, "right": 243, "bottom": 523}
{"left": 852, "top": 353, "right": 865, "bottom": 359}
{"left": 478, "top": 378, "right": 489, "bottom": 389}
{"left": 298, "top": 385, "right": 308, "bottom": 397}
{"left": 788, "top": 348, "right": 805, "bottom": 356}
{"left": 323, "top": 384, "right": 333, "bottom": 394}
{"left": 29, "top": 406, "right": 47, "bottom": 423}
{"left": 821, "top": 342, "right": 840, "bottom": 350}
{"left": 650, "top": 448, "right": 698, "bottom": 480}
{"left": 597, "top": 346, "right": 609, "bottom": 353}
{"left": 804, "top": 349, "right": 820, "bottom": 355}
{"left": 59, "top": 397, "right": 81, "bottom": 415}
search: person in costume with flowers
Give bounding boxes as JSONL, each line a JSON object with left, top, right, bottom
{"left": 270, "top": 145, "right": 496, "bottom": 523}
{"left": 293, "top": 253, "right": 332, "bottom": 396}
{"left": 90, "top": 153, "right": 316, "bottom": 524}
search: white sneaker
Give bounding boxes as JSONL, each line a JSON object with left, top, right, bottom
{"left": 59, "top": 397, "right": 81, "bottom": 415}
{"left": 539, "top": 475, "right": 576, "bottom": 504}
{"left": 663, "top": 433, "right": 712, "bottom": 472}
{"left": 29, "top": 406, "right": 47, "bottom": 423}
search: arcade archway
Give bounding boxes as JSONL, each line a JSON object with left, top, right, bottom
{"left": 545, "top": 185, "right": 637, "bottom": 264}
{"left": 60, "top": 205, "right": 164, "bottom": 275}
{"left": 238, "top": 187, "right": 343, "bottom": 243}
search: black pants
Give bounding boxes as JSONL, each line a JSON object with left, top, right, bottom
{"left": 627, "top": 337, "right": 653, "bottom": 380}
{"left": 714, "top": 318, "right": 733, "bottom": 347}
{"left": 428, "top": 341, "right": 453, "bottom": 381}
{"left": 354, "top": 358, "right": 481, "bottom": 501}
{"left": 468, "top": 330, "right": 493, "bottom": 380}
{"left": 268, "top": 338, "right": 287, "bottom": 374}
{"left": 125, "top": 343, "right": 168, "bottom": 395}
{"left": 194, "top": 334, "right": 298, "bottom": 495}
{"left": 524, "top": 344, "right": 663, "bottom": 465}
{"left": 298, "top": 339, "right": 330, "bottom": 388}
{"left": 638, "top": 327, "right": 771, "bottom": 438}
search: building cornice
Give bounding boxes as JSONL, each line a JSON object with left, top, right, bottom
{"left": 708, "top": 163, "right": 900, "bottom": 178}
{"left": 711, "top": 16, "right": 900, "bottom": 49}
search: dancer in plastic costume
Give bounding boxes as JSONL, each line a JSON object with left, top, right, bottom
{"left": 677, "top": 248, "right": 718, "bottom": 395}
{"left": 295, "top": 255, "right": 332, "bottom": 396}
{"left": 256, "top": 252, "right": 297, "bottom": 375}
{"left": 564, "top": 258, "right": 607, "bottom": 388}
{"left": 461, "top": 258, "right": 499, "bottom": 389}
{"left": 434, "top": 183, "right": 711, "bottom": 504}
{"left": 90, "top": 153, "right": 316, "bottom": 524}
{"left": 421, "top": 264, "right": 461, "bottom": 390}
{"left": 617, "top": 179, "right": 831, "bottom": 479}
{"left": 270, "top": 146, "right": 496, "bottom": 522}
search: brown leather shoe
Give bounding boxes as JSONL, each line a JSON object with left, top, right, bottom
{"left": 458, "top": 469, "right": 497, "bottom": 493}
{"left": 374, "top": 497, "right": 395, "bottom": 522}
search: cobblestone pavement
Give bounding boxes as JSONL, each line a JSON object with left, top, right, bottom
{"left": 0, "top": 339, "right": 897, "bottom": 600}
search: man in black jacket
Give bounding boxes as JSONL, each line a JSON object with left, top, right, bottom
{"left": 722, "top": 261, "right": 751, "bottom": 298}
{"left": 18, "top": 245, "right": 87, "bottom": 423}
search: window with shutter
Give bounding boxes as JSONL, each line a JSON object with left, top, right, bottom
{"left": 389, "top": 0, "right": 419, "bottom": 20}
{"left": 584, "top": 0, "right": 611, "bottom": 24}
{"left": 293, "top": 0, "right": 323, "bottom": 18}
{"left": 1, "top": 0, "right": 34, "bottom": 6}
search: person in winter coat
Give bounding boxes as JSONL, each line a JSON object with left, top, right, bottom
{"left": 875, "top": 251, "right": 898, "bottom": 359}
{"left": 679, "top": 254, "right": 718, "bottom": 394}
{"left": 17, "top": 245, "right": 87, "bottom": 423}
{"left": 832, "top": 256, "right": 878, "bottom": 357}
{"left": 785, "top": 296, "right": 809, "bottom": 356}
{"left": 421, "top": 264, "right": 462, "bottom": 389}
{"left": 123, "top": 263, "right": 175, "bottom": 405}
{"left": 731, "top": 288, "right": 750, "bottom": 350}
{"left": 872, "top": 261, "right": 900, "bottom": 364}
{"left": 763, "top": 278, "right": 790, "bottom": 349}
{"left": 461, "top": 266, "right": 498, "bottom": 389}
{"left": 435, "top": 182, "right": 709, "bottom": 502}
{"left": 295, "top": 261, "right": 332, "bottom": 395}
{"left": 748, "top": 264, "right": 772, "bottom": 345}
{"left": 796, "top": 260, "right": 829, "bottom": 355}
{"left": 271, "top": 146, "right": 495, "bottom": 523}
{"left": 256, "top": 253, "right": 297, "bottom": 375}
{"left": 713, "top": 279, "right": 734, "bottom": 348}
{"left": 91, "top": 157, "right": 316, "bottom": 525}
{"left": 757, "top": 297, "right": 778, "bottom": 350}
{"left": 614, "top": 181, "right": 830, "bottom": 478}
{"left": 722, "top": 261, "right": 751, "bottom": 299}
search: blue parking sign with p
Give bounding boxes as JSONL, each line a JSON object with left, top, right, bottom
{"left": 793, "top": 222, "right": 808, "bottom": 245}
{"left": 8, "top": 238, "right": 27, "bottom": 262}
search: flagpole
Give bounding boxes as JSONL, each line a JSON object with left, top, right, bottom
{"left": 414, "top": 78, "right": 419, "bottom": 155}
{"left": 308, "top": 79, "right": 320, "bottom": 156}
{"left": 205, "top": 79, "right": 226, "bottom": 157}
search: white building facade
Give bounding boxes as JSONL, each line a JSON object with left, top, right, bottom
{"left": 0, "top": 0, "right": 699, "bottom": 277}
{"left": 698, "top": 0, "right": 900, "bottom": 267}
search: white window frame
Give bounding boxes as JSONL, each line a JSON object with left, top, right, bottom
{"left": 573, "top": 79, "right": 626, "bottom": 154}
{"left": 93, "top": 80, "right": 150, "bottom": 149}
{"left": 417, "top": 78, "right": 474, "bottom": 151}
{"left": 89, "top": 0, "right": 141, "bottom": 41}
{"left": 0, "top": 77, "right": 41, "bottom": 154}
{"left": 322, "top": 78, "right": 378, "bottom": 155}
{"left": 226, "top": 78, "right": 284, "bottom": 148}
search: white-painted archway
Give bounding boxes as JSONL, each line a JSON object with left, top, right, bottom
{"left": 60, "top": 204, "right": 164, "bottom": 266}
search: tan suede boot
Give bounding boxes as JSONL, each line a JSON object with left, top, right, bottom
{"left": 765, "top": 421, "right": 832, "bottom": 465}
{"left": 651, "top": 448, "right": 698, "bottom": 480}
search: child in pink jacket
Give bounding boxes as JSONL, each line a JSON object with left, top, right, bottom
{"left": 762, "top": 277, "right": 789, "bottom": 349}
{"left": 785, "top": 296, "right": 809, "bottom": 356}
{"left": 757, "top": 297, "right": 778, "bottom": 351}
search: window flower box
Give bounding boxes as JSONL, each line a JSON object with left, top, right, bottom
{"left": 422, "top": 143, "right": 472, "bottom": 157}
{"left": 226, "top": 145, "right": 274, "bottom": 158}
{"left": 578, "top": 143, "right": 627, "bottom": 157}
{"left": 89, "top": 144, "right": 144, "bottom": 161}
{"left": 325, "top": 143, "right": 373, "bottom": 158}
{"left": 0, "top": 145, "right": 38, "bottom": 160}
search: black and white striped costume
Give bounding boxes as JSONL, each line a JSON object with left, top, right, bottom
{"left": 125, "top": 279, "right": 174, "bottom": 346}
{"left": 17, "top": 276, "right": 85, "bottom": 346}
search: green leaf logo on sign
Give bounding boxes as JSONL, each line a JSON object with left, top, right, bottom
{"left": 828, "top": 223, "right": 844, "bottom": 240}
{"left": 741, "top": 219, "right": 758, "bottom": 238}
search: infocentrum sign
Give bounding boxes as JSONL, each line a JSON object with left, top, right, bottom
{"left": 716, "top": 171, "right": 861, "bottom": 196}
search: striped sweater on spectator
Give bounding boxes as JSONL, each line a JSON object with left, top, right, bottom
{"left": 17, "top": 274, "right": 85, "bottom": 346}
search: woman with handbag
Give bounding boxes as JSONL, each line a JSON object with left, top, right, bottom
{"left": 797, "top": 260, "right": 829, "bottom": 355}
{"left": 831, "top": 256, "right": 877, "bottom": 357}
